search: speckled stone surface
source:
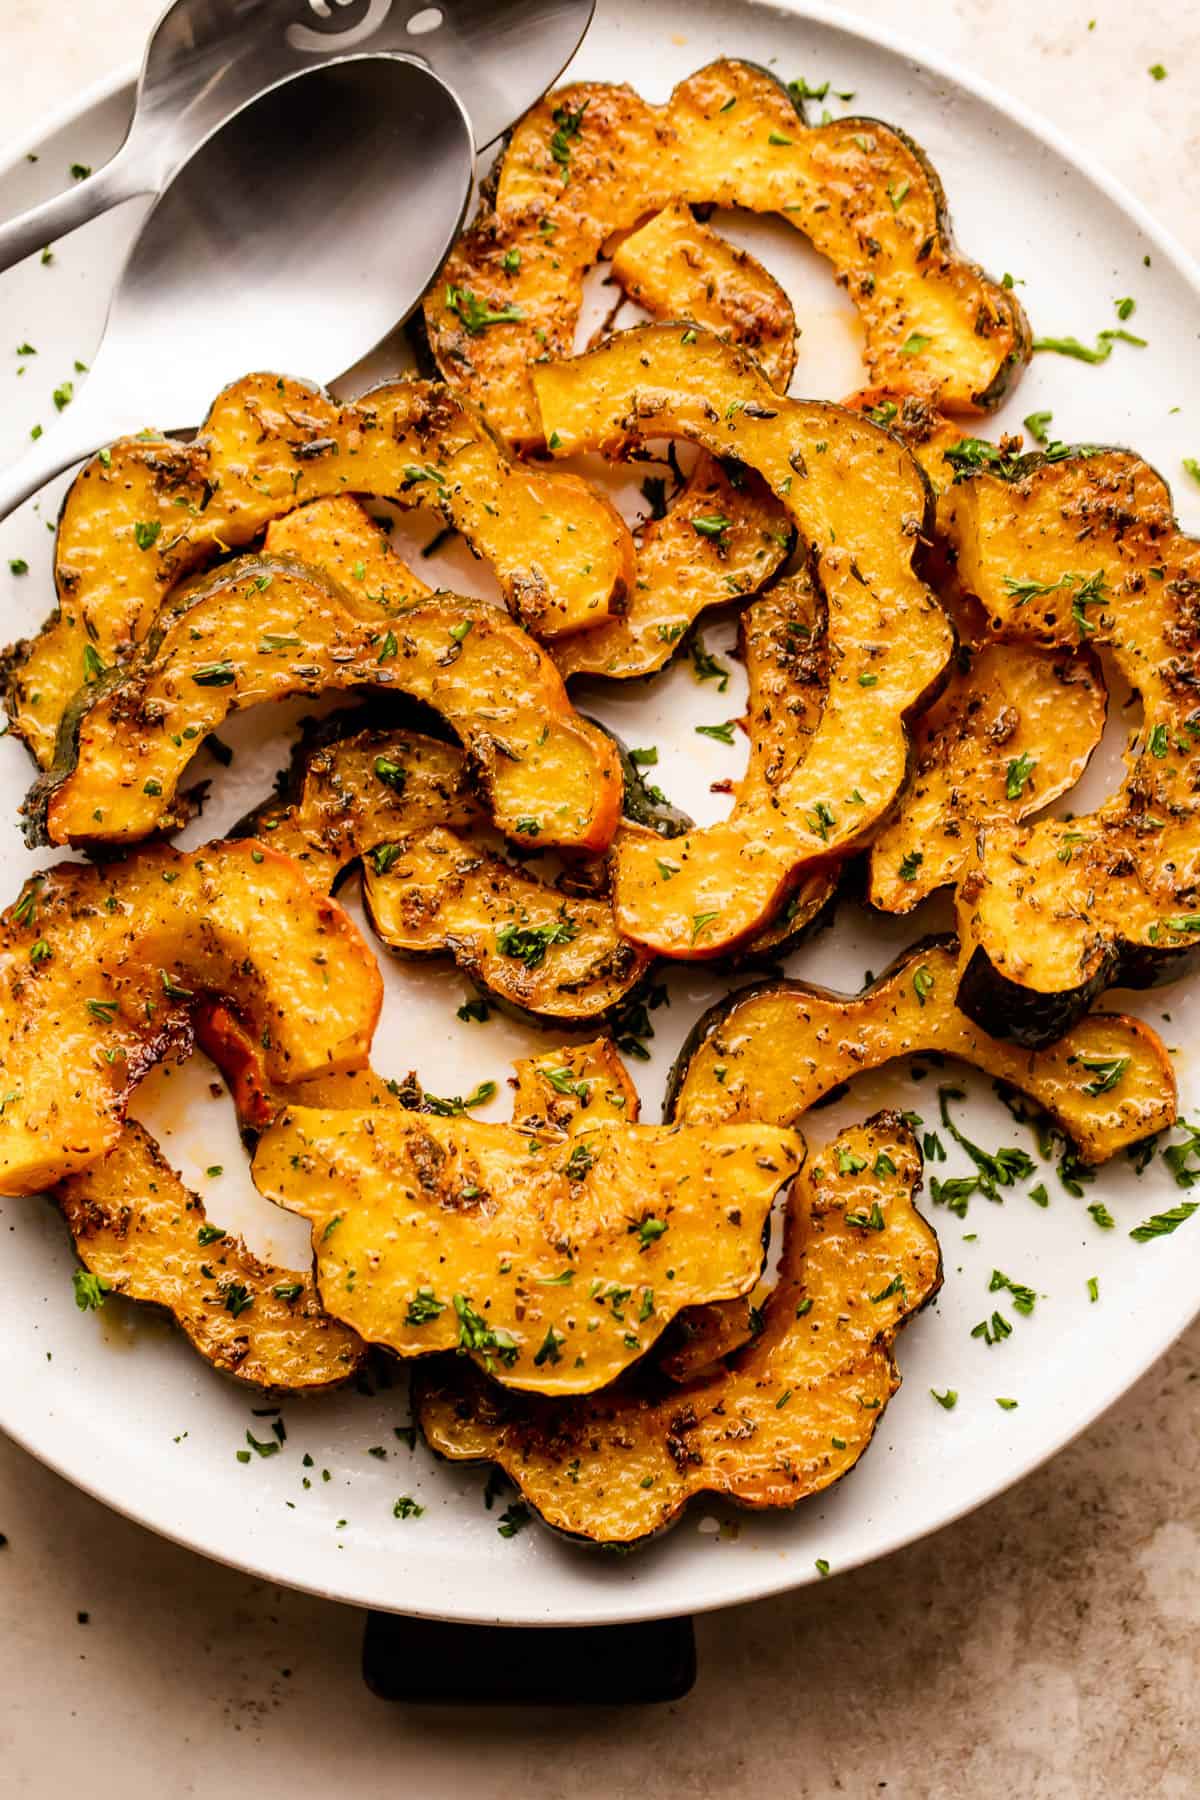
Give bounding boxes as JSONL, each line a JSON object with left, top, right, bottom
{"left": 1, "top": 3, "right": 1198, "bottom": 1793}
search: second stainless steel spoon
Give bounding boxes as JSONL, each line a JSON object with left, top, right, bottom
{"left": 0, "top": 0, "right": 594, "bottom": 276}
{"left": 0, "top": 55, "right": 475, "bottom": 524}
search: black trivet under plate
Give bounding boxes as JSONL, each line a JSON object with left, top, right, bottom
{"left": 362, "top": 1611, "right": 696, "bottom": 1703}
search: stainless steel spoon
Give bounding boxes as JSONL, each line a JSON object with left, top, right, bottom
{"left": 0, "top": 55, "right": 474, "bottom": 524}
{"left": 0, "top": 0, "right": 594, "bottom": 275}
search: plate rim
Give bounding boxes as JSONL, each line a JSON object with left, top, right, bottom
{"left": 1, "top": 0, "right": 1198, "bottom": 1626}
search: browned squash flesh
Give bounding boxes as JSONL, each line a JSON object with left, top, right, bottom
{"left": 240, "top": 719, "right": 653, "bottom": 1023}
{"left": 6, "top": 374, "right": 636, "bottom": 767}
{"left": 362, "top": 825, "right": 654, "bottom": 1023}
{"left": 57, "top": 1121, "right": 365, "bottom": 1390}
{"left": 264, "top": 496, "right": 433, "bottom": 610}
{"left": 654, "top": 1295, "right": 760, "bottom": 1383}
{"left": 867, "top": 624, "right": 1107, "bottom": 911}
{"left": 239, "top": 722, "right": 483, "bottom": 889}
{"left": 667, "top": 938, "right": 1176, "bottom": 1164}
{"left": 509, "top": 1038, "right": 641, "bottom": 1134}
{"left": 423, "top": 61, "right": 1027, "bottom": 444}
{"left": 943, "top": 448, "right": 1200, "bottom": 1043}
{"left": 0, "top": 840, "right": 382, "bottom": 1196}
{"left": 416, "top": 1111, "right": 940, "bottom": 1545}
{"left": 610, "top": 200, "right": 797, "bottom": 389}
{"left": 549, "top": 454, "right": 792, "bottom": 683}
{"left": 250, "top": 1104, "right": 801, "bottom": 1395}
{"left": 534, "top": 325, "right": 953, "bottom": 956}
{"left": 33, "top": 556, "right": 622, "bottom": 853}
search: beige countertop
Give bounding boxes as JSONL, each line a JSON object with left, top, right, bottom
{"left": 1, "top": 3, "right": 1198, "bottom": 1794}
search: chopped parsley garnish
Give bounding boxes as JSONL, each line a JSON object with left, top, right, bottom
{"left": 495, "top": 914, "right": 578, "bottom": 969}
{"left": 453, "top": 1294, "right": 519, "bottom": 1369}
{"left": 1079, "top": 1055, "right": 1130, "bottom": 1096}
{"left": 223, "top": 1282, "right": 254, "bottom": 1317}
{"left": 1129, "top": 1201, "right": 1198, "bottom": 1241}
{"left": 689, "top": 631, "right": 731, "bottom": 691}
{"left": 196, "top": 1223, "right": 226, "bottom": 1247}
{"left": 691, "top": 512, "right": 732, "bottom": 541}
{"left": 373, "top": 756, "right": 407, "bottom": 791}
{"left": 423, "top": 1080, "right": 496, "bottom": 1117}
{"left": 1032, "top": 328, "right": 1146, "bottom": 363}
{"left": 988, "top": 1269, "right": 1036, "bottom": 1315}
{"left": 393, "top": 1496, "right": 424, "bottom": 1519}
{"left": 1005, "top": 752, "right": 1036, "bottom": 800}
{"left": 1023, "top": 410, "right": 1053, "bottom": 443}
{"left": 497, "top": 1503, "right": 530, "bottom": 1538}
{"left": 444, "top": 284, "right": 524, "bottom": 335}
{"left": 912, "top": 964, "right": 935, "bottom": 1007}
{"left": 898, "top": 850, "right": 923, "bottom": 882}
{"left": 133, "top": 519, "right": 162, "bottom": 551}
{"left": 695, "top": 719, "right": 737, "bottom": 744}
{"left": 930, "top": 1388, "right": 958, "bottom": 1410}
{"left": 191, "top": 660, "right": 236, "bottom": 687}
{"left": 565, "top": 1142, "right": 596, "bottom": 1181}
{"left": 549, "top": 99, "right": 588, "bottom": 180}
{"left": 72, "top": 1269, "right": 111, "bottom": 1311}
{"left": 899, "top": 332, "right": 931, "bottom": 356}
{"left": 533, "top": 1325, "right": 566, "bottom": 1366}
{"left": 1087, "top": 1201, "right": 1115, "bottom": 1230}
{"left": 970, "top": 1311, "right": 1012, "bottom": 1346}
{"left": 632, "top": 1215, "right": 668, "bottom": 1250}
{"left": 405, "top": 1287, "right": 446, "bottom": 1325}
{"left": 457, "top": 998, "right": 490, "bottom": 1024}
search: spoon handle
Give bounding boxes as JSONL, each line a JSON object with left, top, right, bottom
{"left": 0, "top": 144, "right": 151, "bottom": 277}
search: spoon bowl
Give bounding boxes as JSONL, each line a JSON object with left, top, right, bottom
{"left": 0, "top": 0, "right": 595, "bottom": 274}
{"left": 0, "top": 55, "right": 474, "bottom": 521}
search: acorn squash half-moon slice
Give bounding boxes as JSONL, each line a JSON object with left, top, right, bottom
{"left": 0, "top": 839, "right": 382, "bottom": 1196}
{"left": 943, "top": 446, "right": 1200, "bottom": 1044}
{"left": 421, "top": 60, "right": 1027, "bottom": 445}
{"left": 866, "top": 614, "right": 1107, "bottom": 912}
{"left": 665, "top": 938, "right": 1176, "bottom": 1164}
{"left": 237, "top": 714, "right": 654, "bottom": 1025}
{"left": 57, "top": 1121, "right": 365, "bottom": 1391}
{"left": 609, "top": 199, "right": 797, "bottom": 390}
{"left": 533, "top": 324, "right": 953, "bottom": 957}
{"left": 361, "top": 826, "right": 654, "bottom": 1025}
{"left": 508, "top": 1038, "right": 641, "bottom": 1134}
{"left": 415, "top": 1110, "right": 940, "bottom": 1546}
{"left": 28, "top": 556, "right": 622, "bottom": 853}
{"left": 250, "top": 1104, "right": 801, "bottom": 1396}
{"left": 5, "top": 374, "right": 635, "bottom": 767}
{"left": 548, "top": 453, "right": 793, "bottom": 684}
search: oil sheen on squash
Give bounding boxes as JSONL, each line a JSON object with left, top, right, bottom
{"left": 422, "top": 59, "right": 1027, "bottom": 445}
{"left": 0, "top": 840, "right": 381, "bottom": 1196}
{"left": 58, "top": 1121, "right": 365, "bottom": 1391}
{"left": 251, "top": 1103, "right": 801, "bottom": 1396}
{"left": 943, "top": 446, "right": 1200, "bottom": 1043}
{"left": 5, "top": 372, "right": 635, "bottom": 766}
{"left": 415, "top": 1111, "right": 940, "bottom": 1546}
{"left": 666, "top": 938, "right": 1176, "bottom": 1165}
{"left": 534, "top": 325, "right": 953, "bottom": 957}
{"left": 30, "top": 556, "right": 622, "bottom": 854}
{"left": 610, "top": 199, "right": 797, "bottom": 389}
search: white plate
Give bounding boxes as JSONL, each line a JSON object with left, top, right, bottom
{"left": 2, "top": 0, "right": 1199, "bottom": 1627}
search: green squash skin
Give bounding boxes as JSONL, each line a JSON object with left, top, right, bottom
{"left": 955, "top": 936, "right": 1200, "bottom": 1051}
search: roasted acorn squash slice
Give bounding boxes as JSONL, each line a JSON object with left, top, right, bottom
{"left": 422, "top": 60, "right": 1027, "bottom": 444}
{"left": 508, "top": 1038, "right": 641, "bottom": 1134}
{"left": 240, "top": 716, "right": 655, "bottom": 1024}
{"left": 666, "top": 938, "right": 1176, "bottom": 1163}
{"left": 362, "top": 825, "right": 653, "bottom": 1024}
{"left": 0, "top": 840, "right": 381, "bottom": 1196}
{"left": 250, "top": 1102, "right": 801, "bottom": 1395}
{"left": 416, "top": 1110, "right": 939, "bottom": 1545}
{"left": 5, "top": 373, "right": 635, "bottom": 767}
{"left": 610, "top": 199, "right": 797, "bottom": 389}
{"left": 943, "top": 446, "right": 1200, "bottom": 1043}
{"left": 57, "top": 1121, "right": 365, "bottom": 1391}
{"left": 534, "top": 324, "right": 953, "bottom": 956}
{"left": 867, "top": 603, "right": 1107, "bottom": 912}
{"left": 30, "top": 556, "right": 622, "bottom": 853}
{"left": 549, "top": 453, "right": 792, "bottom": 684}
